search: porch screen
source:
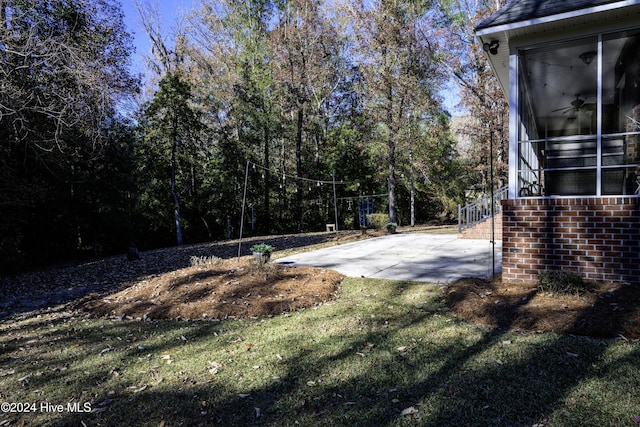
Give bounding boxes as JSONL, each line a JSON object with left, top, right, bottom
{"left": 516, "top": 30, "right": 640, "bottom": 197}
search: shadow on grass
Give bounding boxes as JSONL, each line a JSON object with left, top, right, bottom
{"left": 2, "top": 280, "right": 638, "bottom": 427}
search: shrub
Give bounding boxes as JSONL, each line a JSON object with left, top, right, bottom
{"left": 537, "top": 270, "right": 590, "bottom": 295}
{"left": 250, "top": 243, "right": 274, "bottom": 254}
{"left": 367, "top": 213, "right": 390, "bottom": 230}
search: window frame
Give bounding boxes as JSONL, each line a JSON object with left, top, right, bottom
{"left": 511, "top": 29, "right": 640, "bottom": 199}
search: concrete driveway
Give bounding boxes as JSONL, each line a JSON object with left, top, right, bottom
{"left": 277, "top": 233, "right": 501, "bottom": 283}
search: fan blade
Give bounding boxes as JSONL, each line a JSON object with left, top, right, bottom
{"left": 551, "top": 106, "right": 573, "bottom": 113}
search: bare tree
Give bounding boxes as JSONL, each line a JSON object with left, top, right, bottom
{"left": 270, "top": 0, "right": 345, "bottom": 231}
{"left": 345, "top": 0, "right": 443, "bottom": 224}
{"left": 435, "top": 0, "right": 509, "bottom": 193}
{"left": 0, "top": 0, "right": 137, "bottom": 154}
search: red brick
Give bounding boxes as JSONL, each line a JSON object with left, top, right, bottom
{"left": 502, "top": 196, "right": 640, "bottom": 285}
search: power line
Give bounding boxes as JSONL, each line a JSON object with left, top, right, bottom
{"left": 248, "top": 161, "right": 357, "bottom": 186}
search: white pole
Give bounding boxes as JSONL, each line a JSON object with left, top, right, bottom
{"left": 238, "top": 160, "right": 250, "bottom": 259}
{"left": 490, "top": 129, "right": 495, "bottom": 277}
{"left": 332, "top": 171, "right": 339, "bottom": 232}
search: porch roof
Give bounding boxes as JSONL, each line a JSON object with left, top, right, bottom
{"left": 476, "top": 0, "right": 626, "bottom": 34}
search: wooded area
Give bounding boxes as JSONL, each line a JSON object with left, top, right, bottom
{"left": 0, "top": 0, "right": 507, "bottom": 274}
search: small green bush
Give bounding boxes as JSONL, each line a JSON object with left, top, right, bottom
{"left": 250, "top": 243, "right": 274, "bottom": 254}
{"left": 367, "top": 213, "right": 390, "bottom": 230}
{"left": 343, "top": 216, "right": 355, "bottom": 230}
{"left": 537, "top": 270, "right": 590, "bottom": 295}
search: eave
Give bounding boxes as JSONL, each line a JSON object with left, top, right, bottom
{"left": 476, "top": 0, "right": 640, "bottom": 100}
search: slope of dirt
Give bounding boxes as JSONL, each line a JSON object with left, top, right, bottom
{"left": 79, "top": 257, "right": 343, "bottom": 320}
{"left": 0, "top": 230, "right": 369, "bottom": 317}
{"left": 445, "top": 276, "right": 640, "bottom": 339}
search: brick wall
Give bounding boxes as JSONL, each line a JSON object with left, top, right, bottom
{"left": 502, "top": 197, "right": 640, "bottom": 284}
{"left": 458, "top": 212, "right": 502, "bottom": 240}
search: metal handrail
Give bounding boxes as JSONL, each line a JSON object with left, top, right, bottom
{"left": 458, "top": 185, "right": 508, "bottom": 233}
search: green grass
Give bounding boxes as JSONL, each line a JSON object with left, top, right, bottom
{"left": 1, "top": 278, "right": 639, "bottom": 426}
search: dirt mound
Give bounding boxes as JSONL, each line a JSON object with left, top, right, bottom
{"left": 79, "top": 257, "right": 343, "bottom": 321}
{"left": 445, "top": 276, "right": 640, "bottom": 339}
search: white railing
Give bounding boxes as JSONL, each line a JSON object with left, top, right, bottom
{"left": 458, "top": 185, "right": 508, "bottom": 233}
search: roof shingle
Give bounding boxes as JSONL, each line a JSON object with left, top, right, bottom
{"left": 476, "top": 0, "right": 625, "bottom": 31}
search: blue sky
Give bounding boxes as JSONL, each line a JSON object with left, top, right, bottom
{"left": 121, "top": 0, "right": 195, "bottom": 76}
{"left": 119, "top": 0, "right": 462, "bottom": 114}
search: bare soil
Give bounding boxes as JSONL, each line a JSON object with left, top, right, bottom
{"left": 0, "top": 230, "right": 374, "bottom": 319}
{"left": 2, "top": 227, "right": 638, "bottom": 339}
{"left": 80, "top": 257, "right": 344, "bottom": 321}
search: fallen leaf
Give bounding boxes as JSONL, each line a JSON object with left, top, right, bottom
{"left": 17, "top": 374, "right": 32, "bottom": 383}
{"left": 401, "top": 406, "right": 419, "bottom": 416}
{"left": 307, "top": 381, "right": 317, "bottom": 386}
{"left": 132, "top": 385, "right": 147, "bottom": 393}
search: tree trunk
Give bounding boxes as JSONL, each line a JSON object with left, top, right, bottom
{"left": 263, "top": 125, "right": 271, "bottom": 233}
{"left": 388, "top": 130, "right": 397, "bottom": 224}
{"left": 410, "top": 141, "right": 415, "bottom": 227}
{"left": 386, "top": 75, "right": 398, "bottom": 225}
{"left": 295, "top": 106, "right": 304, "bottom": 233}
{"left": 0, "top": 1, "right": 5, "bottom": 31}
{"left": 171, "top": 133, "right": 183, "bottom": 246}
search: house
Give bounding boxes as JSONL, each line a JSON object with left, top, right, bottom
{"left": 476, "top": 0, "right": 640, "bottom": 284}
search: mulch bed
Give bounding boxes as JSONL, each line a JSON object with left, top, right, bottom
{"left": 445, "top": 276, "right": 640, "bottom": 339}
{"left": 78, "top": 257, "right": 343, "bottom": 321}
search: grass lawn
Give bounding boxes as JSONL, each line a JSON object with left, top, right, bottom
{"left": 1, "top": 277, "right": 639, "bottom": 426}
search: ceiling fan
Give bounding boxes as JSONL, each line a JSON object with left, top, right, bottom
{"left": 551, "top": 94, "right": 595, "bottom": 114}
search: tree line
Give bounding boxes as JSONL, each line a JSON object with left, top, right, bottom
{"left": 0, "top": 0, "right": 507, "bottom": 274}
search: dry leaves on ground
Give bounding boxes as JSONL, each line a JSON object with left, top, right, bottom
{"left": 0, "top": 231, "right": 371, "bottom": 317}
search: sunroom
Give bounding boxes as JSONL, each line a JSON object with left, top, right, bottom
{"left": 516, "top": 31, "right": 640, "bottom": 198}
{"left": 477, "top": 0, "right": 640, "bottom": 284}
